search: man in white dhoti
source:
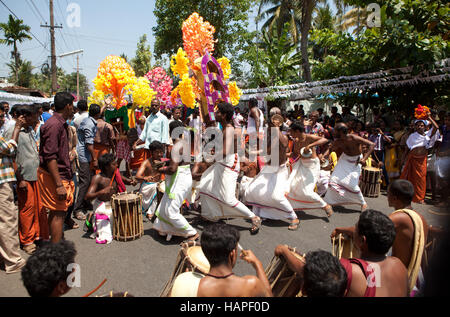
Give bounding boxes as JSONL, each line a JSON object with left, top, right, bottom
{"left": 135, "top": 141, "right": 165, "bottom": 219}
{"left": 197, "top": 102, "right": 261, "bottom": 234}
{"left": 152, "top": 121, "right": 198, "bottom": 241}
{"left": 243, "top": 108, "right": 299, "bottom": 230}
{"left": 285, "top": 121, "right": 332, "bottom": 222}
{"left": 324, "top": 123, "right": 375, "bottom": 211}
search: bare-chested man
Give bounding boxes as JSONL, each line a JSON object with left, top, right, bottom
{"left": 285, "top": 121, "right": 332, "bottom": 221}
{"left": 152, "top": 120, "right": 198, "bottom": 241}
{"left": 85, "top": 154, "right": 136, "bottom": 243}
{"left": 334, "top": 210, "right": 408, "bottom": 297}
{"left": 196, "top": 223, "right": 272, "bottom": 297}
{"left": 135, "top": 140, "right": 165, "bottom": 220}
{"left": 324, "top": 123, "right": 375, "bottom": 211}
{"left": 196, "top": 102, "right": 261, "bottom": 234}
{"left": 243, "top": 107, "right": 299, "bottom": 230}
{"left": 332, "top": 179, "right": 428, "bottom": 295}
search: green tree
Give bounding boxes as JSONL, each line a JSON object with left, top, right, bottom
{"left": 309, "top": 0, "right": 449, "bottom": 111}
{"left": 7, "top": 57, "right": 34, "bottom": 87}
{"left": 246, "top": 23, "right": 302, "bottom": 87}
{"left": 120, "top": 53, "right": 129, "bottom": 63}
{"left": 257, "top": 0, "right": 302, "bottom": 43}
{"left": 131, "top": 34, "right": 152, "bottom": 77}
{"left": 60, "top": 72, "right": 90, "bottom": 99}
{"left": 0, "top": 14, "right": 32, "bottom": 84}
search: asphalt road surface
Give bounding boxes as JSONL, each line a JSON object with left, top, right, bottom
{"left": 0, "top": 184, "right": 447, "bottom": 297}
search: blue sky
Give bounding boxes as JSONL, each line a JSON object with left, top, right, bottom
{"left": 1, "top": 0, "right": 338, "bottom": 90}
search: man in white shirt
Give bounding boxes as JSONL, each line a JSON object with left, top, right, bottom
{"left": 233, "top": 107, "right": 244, "bottom": 128}
{"left": 133, "top": 101, "right": 169, "bottom": 151}
{"left": 72, "top": 100, "right": 89, "bottom": 130}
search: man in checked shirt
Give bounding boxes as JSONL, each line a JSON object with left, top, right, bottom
{"left": 0, "top": 113, "right": 26, "bottom": 274}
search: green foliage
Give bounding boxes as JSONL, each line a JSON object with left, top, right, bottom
{"left": 131, "top": 34, "right": 152, "bottom": 77}
{"left": 0, "top": 14, "right": 32, "bottom": 84}
{"left": 7, "top": 58, "right": 33, "bottom": 87}
{"left": 243, "top": 23, "right": 302, "bottom": 87}
{"left": 309, "top": 0, "right": 449, "bottom": 111}
{"left": 310, "top": 0, "right": 449, "bottom": 80}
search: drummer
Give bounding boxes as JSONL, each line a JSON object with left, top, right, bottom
{"left": 85, "top": 154, "right": 137, "bottom": 206}
{"left": 273, "top": 246, "right": 347, "bottom": 297}
{"left": 135, "top": 141, "right": 165, "bottom": 220}
{"left": 331, "top": 210, "right": 409, "bottom": 297}
{"left": 196, "top": 223, "right": 272, "bottom": 297}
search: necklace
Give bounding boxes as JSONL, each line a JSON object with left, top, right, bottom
{"left": 206, "top": 272, "right": 234, "bottom": 279}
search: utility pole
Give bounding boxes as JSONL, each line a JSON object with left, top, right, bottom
{"left": 41, "top": 0, "right": 62, "bottom": 95}
{"left": 59, "top": 49, "right": 84, "bottom": 100}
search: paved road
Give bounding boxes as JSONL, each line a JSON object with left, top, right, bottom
{"left": 0, "top": 186, "right": 447, "bottom": 297}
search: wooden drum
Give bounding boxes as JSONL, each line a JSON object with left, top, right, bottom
{"left": 332, "top": 233, "right": 360, "bottom": 259}
{"left": 160, "top": 241, "right": 210, "bottom": 297}
{"left": 360, "top": 166, "right": 382, "bottom": 198}
{"left": 111, "top": 193, "right": 144, "bottom": 242}
{"left": 265, "top": 246, "right": 305, "bottom": 297}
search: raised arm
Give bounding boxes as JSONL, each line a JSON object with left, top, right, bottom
{"left": 352, "top": 134, "right": 375, "bottom": 163}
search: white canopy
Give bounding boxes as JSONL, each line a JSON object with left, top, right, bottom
{"left": 0, "top": 90, "right": 54, "bottom": 106}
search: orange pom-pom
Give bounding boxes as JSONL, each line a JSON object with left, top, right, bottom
{"left": 414, "top": 104, "right": 430, "bottom": 120}
{"left": 182, "top": 12, "right": 216, "bottom": 63}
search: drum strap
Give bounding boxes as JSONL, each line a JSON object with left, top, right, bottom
{"left": 206, "top": 272, "right": 235, "bottom": 279}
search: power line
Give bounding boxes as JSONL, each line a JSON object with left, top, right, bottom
{"left": 29, "top": 0, "right": 46, "bottom": 22}
{"left": 25, "top": 0, "right": 45, "bottom": 24}
{"left": 0, "top": 0, "right": 49, "bottom": 51}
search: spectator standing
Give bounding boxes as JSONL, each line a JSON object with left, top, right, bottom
{"left": 72, "top": 104, "right": 101, "bottom": 220}
{"left": 0, "top": 114, "right": 26, "bottom": 273}
{"left": 37, "top": 92, "right": 76, "bottom": 243}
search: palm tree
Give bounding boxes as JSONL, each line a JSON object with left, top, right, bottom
{"left": 257, "top": 0, "right": 301, "bottom": 44}
{"left": 0, "top": 15, "right": 32, "bottom": 83}
{"left": 339, "top": 7, "right": 368, "bottom": 35}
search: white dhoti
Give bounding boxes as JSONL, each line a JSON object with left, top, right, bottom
{"left": 153, "top": 165, "right": 197, "bottom": 240}
{"left": 324, "top": 153, "right": 366, "bottom": 207}
{"left": 286, "top": 157, "right": 328, "bottom": 210}
{"left": 198, "top": 154, "right": 256, "bottom": 221}
{"left": 243, "top": 164, "right": 296, "bottom": 222}
{"left": 317, "top": 170, "right": 331, "bottom": 197}
{"left": 238, "top": 175, "right": 253, "bottom": 201}
{"left": 93, "top": 199, "right": 113, "bottom": 244}
{"left": 139, "top": 182, "right": 159, "bottom": 216}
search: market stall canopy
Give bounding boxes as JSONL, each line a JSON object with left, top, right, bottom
{"left": 0, "top": 90, "right": 54, "bottom": 105}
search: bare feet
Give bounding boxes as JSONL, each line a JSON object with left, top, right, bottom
{"left": 186, "top": 233, "right": 200, "bottom": 241}
{"left": 324, "top": 205, "right": 334, "bottom": 217}
{"left": 288, "top": 219, "right": 300, "bottom": 231}
{"left": 250, "top": 217, "right": 261, "bottom": 235}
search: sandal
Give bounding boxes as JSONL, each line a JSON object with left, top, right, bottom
{"left": 250, "top": 217, "right": 261, "bottom": 235}
{"left": 288, "top": 219, "right": 300, "bottom": 231}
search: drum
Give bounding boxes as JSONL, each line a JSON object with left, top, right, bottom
{"left": 360, "top": 166, "right": 382, "bottom": 198}
{"left": 265, "top": 246, "right": 305, "bottom": 297}
{"left": 111, "top": 193, "right": 144, "bottom": 242}
{"left": 332, "top": 233, "right": 360, "bottom": 259}
{"left": 130, "top": 145, "right": 149, "bottom": 171}
{"left": 160, "top": 241, "right": 210, "bottom": 297}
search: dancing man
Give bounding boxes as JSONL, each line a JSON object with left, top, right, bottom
{"left": 197, "top": 102, "right": 261, "bottom": 234}
{"left": 324, "top": 123, "right": 375, "bottom": 211}
{"left": 285, "top": 121, "right": 332, "bottom": 221}
{"left": 243, "top": 107, "right": 299, "bottom": 230}
{"left": 152, "top": 121, "right": 199, "bottom": 241}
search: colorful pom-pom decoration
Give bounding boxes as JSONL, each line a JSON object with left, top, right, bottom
{"left": 414, "top": 104, "right": 431, "bottom": 120}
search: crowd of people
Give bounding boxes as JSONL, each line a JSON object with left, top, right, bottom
{"left": 0, "top": 95, "right": 448, "bottom": 298}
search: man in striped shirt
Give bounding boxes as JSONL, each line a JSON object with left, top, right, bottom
{"left": 0, "top": 114, "right": 26, "bottom": 274}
